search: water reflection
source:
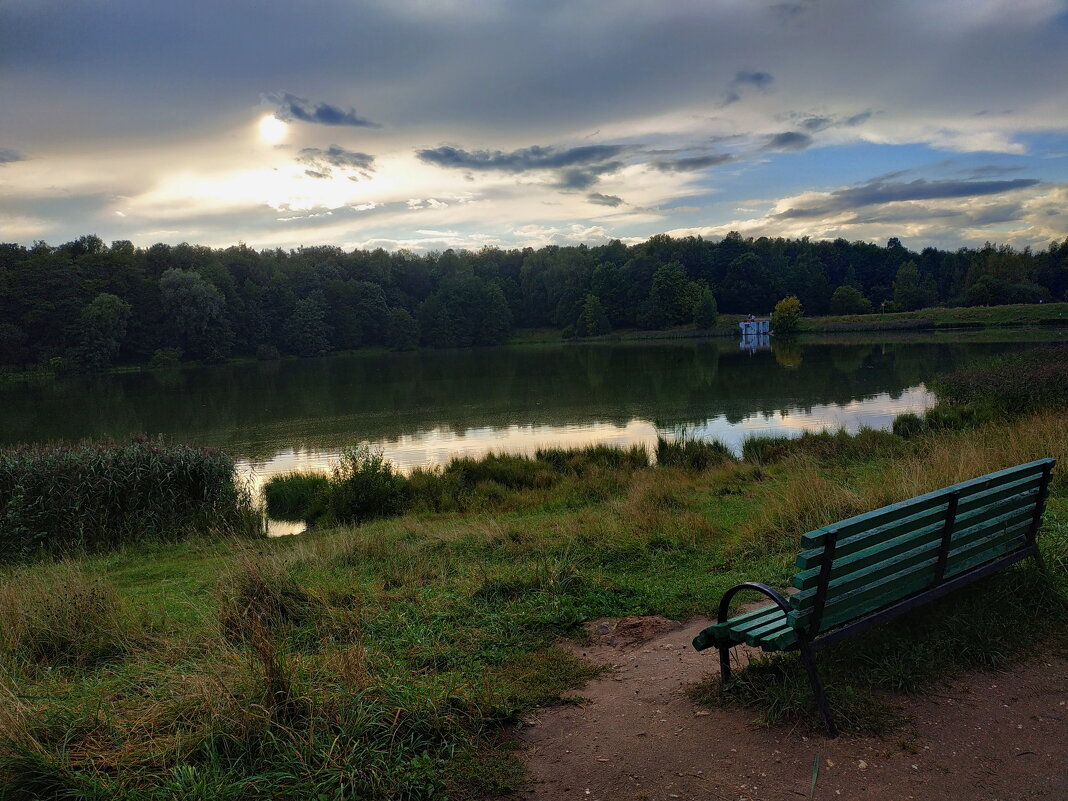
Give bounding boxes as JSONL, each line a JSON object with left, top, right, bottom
{"left": 236, "top": 386, "right": 934, "bottom": 499}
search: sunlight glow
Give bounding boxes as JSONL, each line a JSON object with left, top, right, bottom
{"left": 258, "top": 114, "right": 287, "bottom": 144}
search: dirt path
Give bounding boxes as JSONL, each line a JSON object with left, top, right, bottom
{"left": 517, "top": 617, "right": 1068, "bottom": 801}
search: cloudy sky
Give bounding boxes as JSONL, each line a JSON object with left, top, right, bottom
{"left": 2, "top": 0, "right": 1068, "bottom": 252}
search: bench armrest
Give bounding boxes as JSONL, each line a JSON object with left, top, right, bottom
{"left": 717, "top": 582, "right": 792, "bottom": 625}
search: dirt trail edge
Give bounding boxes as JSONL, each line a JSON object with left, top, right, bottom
{"left": 516, "top": 616, "right": 1067, "bottom": 801}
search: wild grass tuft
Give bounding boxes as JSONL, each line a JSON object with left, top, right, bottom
{"left": 216, "top": 550, "right": 323, "bottom": 644}
{"left": 0, "top": 564, "right": 134, "bottom": 668}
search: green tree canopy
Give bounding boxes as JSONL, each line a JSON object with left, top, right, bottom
{"left": 829, "top": 285, "right": 873, "bottom": 315}
{"left": 693, "top": 287, "right": 718, "bottom": 329}
{"left": 76, "top": 292, "right": 132, "bottom": 369}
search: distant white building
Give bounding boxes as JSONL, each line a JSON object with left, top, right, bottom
{"left": 738, "top": 317, "right": 770, "bottom": 335}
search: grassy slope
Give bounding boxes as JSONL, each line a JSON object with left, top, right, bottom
{"left": 798, "top": 301, "right": 1068, "bottom": 331}
{"left": 1, "top": 415, "right": 1066, "bottom": 799}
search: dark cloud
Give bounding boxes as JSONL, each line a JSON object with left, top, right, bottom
{"left": 0, "top": 148, "right": 23, "bottom": 165}
{"left": 653, "top": 154, "right": 734, "bottom": 172}
{"left": 557, "top": 163, "right": 623, "bottom": 190}
{"left": 587, "top": 192, "right": 624, "bottom": 207}
{"left": 297, "top": 146, "right": 376, "bottom": 179}
{"left": 722, "top": 70, "right": 774, "bottom": 105}
{"left": 419, "top": 143, "right": 628, "bottom": 191}
{"left": 265, "top": 92, "right": 379, "bottom": 127}
{"left": 417, "top": 144, "right": 627, "bottom": 172}
{"left": 763, "top": 131, "right": 813, "bottom": 151}
{"left": 776, "top": 177, "right": 1041, "bottom": 219}
{"left": 770, "top": 3, "right": 811, "bottom": 21}
{"left": 735, "top": 70, "right": 774, "bottom": 89}
{"left": 792, "top": 111, "right": 872, "bottom": 132}
{"left": 960, "top": 164, "right": 1025, "bottom": 178}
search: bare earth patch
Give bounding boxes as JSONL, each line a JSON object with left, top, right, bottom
{"left": 517, "top": 617, "right": 1068, "bottom": 801}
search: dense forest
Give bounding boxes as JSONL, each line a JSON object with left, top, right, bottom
{"left": 1, "top": 232, "right": 1066, "bottom": 370}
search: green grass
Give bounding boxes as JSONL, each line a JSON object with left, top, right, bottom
{"left": 1, "top": 413, "right": 1065, "bottom": 797}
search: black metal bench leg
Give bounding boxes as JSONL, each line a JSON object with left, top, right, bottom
{"left": 799, "top": 642, "right": 838, "bottom": 738}
{"left": 719, "top": 645, "right": 732, "bottom": 687}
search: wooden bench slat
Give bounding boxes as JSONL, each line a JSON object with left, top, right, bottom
{"left": 790, "top": 519, "right": 1032, "bottom": 631}
{"left": 792, "top": 510, "right": 1034, "bottom": 617}
{"left": 813, "top": 530, "right": 1030, "bottom": 635}
{"left": 792, "top": 484, "right": 1041, "bottom": 588}
{"left": 798, "top": 459, "right": 1050, "bottom": 552}
{"left": 790, "top": 504, "right": 1035, "bottom": 607}
{"left": 795, "top": 470, "right": 1045, "bottom": 570}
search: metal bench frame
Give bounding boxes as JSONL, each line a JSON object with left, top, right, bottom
{"left": 710, "top": 460, "right": 1054, "bottom": 737}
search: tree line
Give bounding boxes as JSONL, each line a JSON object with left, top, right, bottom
{"left": 0, "top": 232, "right": 1065, "bottom": 370}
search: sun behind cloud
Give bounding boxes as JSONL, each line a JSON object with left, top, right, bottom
{"left": 258, "top": 114, "right": 288, "bottom": 145}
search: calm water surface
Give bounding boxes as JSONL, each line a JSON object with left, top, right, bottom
{"left": 5, "top": 332, "right": 1064, "bottom": 514}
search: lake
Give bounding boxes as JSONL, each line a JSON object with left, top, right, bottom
{"left": 4, "top": 331, "right": 1064, "bottom": 521}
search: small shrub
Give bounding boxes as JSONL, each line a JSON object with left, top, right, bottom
{"left": 326, "top": 443, "right": 409, "bottom": 524}
{"left": 263, "top": 471, "right": 330, "bottom": 521}
{"left": 655, "top": 436, "right": 735, "bottom": 470}
{"left": 770, "top": 295, "right": 803, "bottom": 334}
{"left": 892, "top": 412, "right": 926, "bottom": 438}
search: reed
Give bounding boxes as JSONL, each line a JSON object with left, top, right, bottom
{"left": 0, "top": 438, "right": 259, "bottom": 560}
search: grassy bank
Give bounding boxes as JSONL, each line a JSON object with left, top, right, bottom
{"left": 798, "top": 301, "right": 1068, "bottom": 332}
{"left": 2, "top": 405, "right": 1066, "bottom": 798}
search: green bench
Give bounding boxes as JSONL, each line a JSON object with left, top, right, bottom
{"left": 693, "top": 458, "right": 1056, "bottom": 737}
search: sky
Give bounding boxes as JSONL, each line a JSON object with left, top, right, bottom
{"left": 2, "top": 0, "right": 1068, "bottom": 253}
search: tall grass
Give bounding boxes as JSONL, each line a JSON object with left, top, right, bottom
{"left": 0, "top": 439, "right": 260, "bottom": 560}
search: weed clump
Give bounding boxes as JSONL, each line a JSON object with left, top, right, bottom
{"left": 217, "top": 551, "right": 322, "bottom": 644}
{"left": 326, "top": 443, "right": 409, "bottom": 524}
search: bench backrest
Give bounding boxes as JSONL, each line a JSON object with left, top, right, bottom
{"left": 787, "top": 458, "right": 1055, "bottom": 637}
